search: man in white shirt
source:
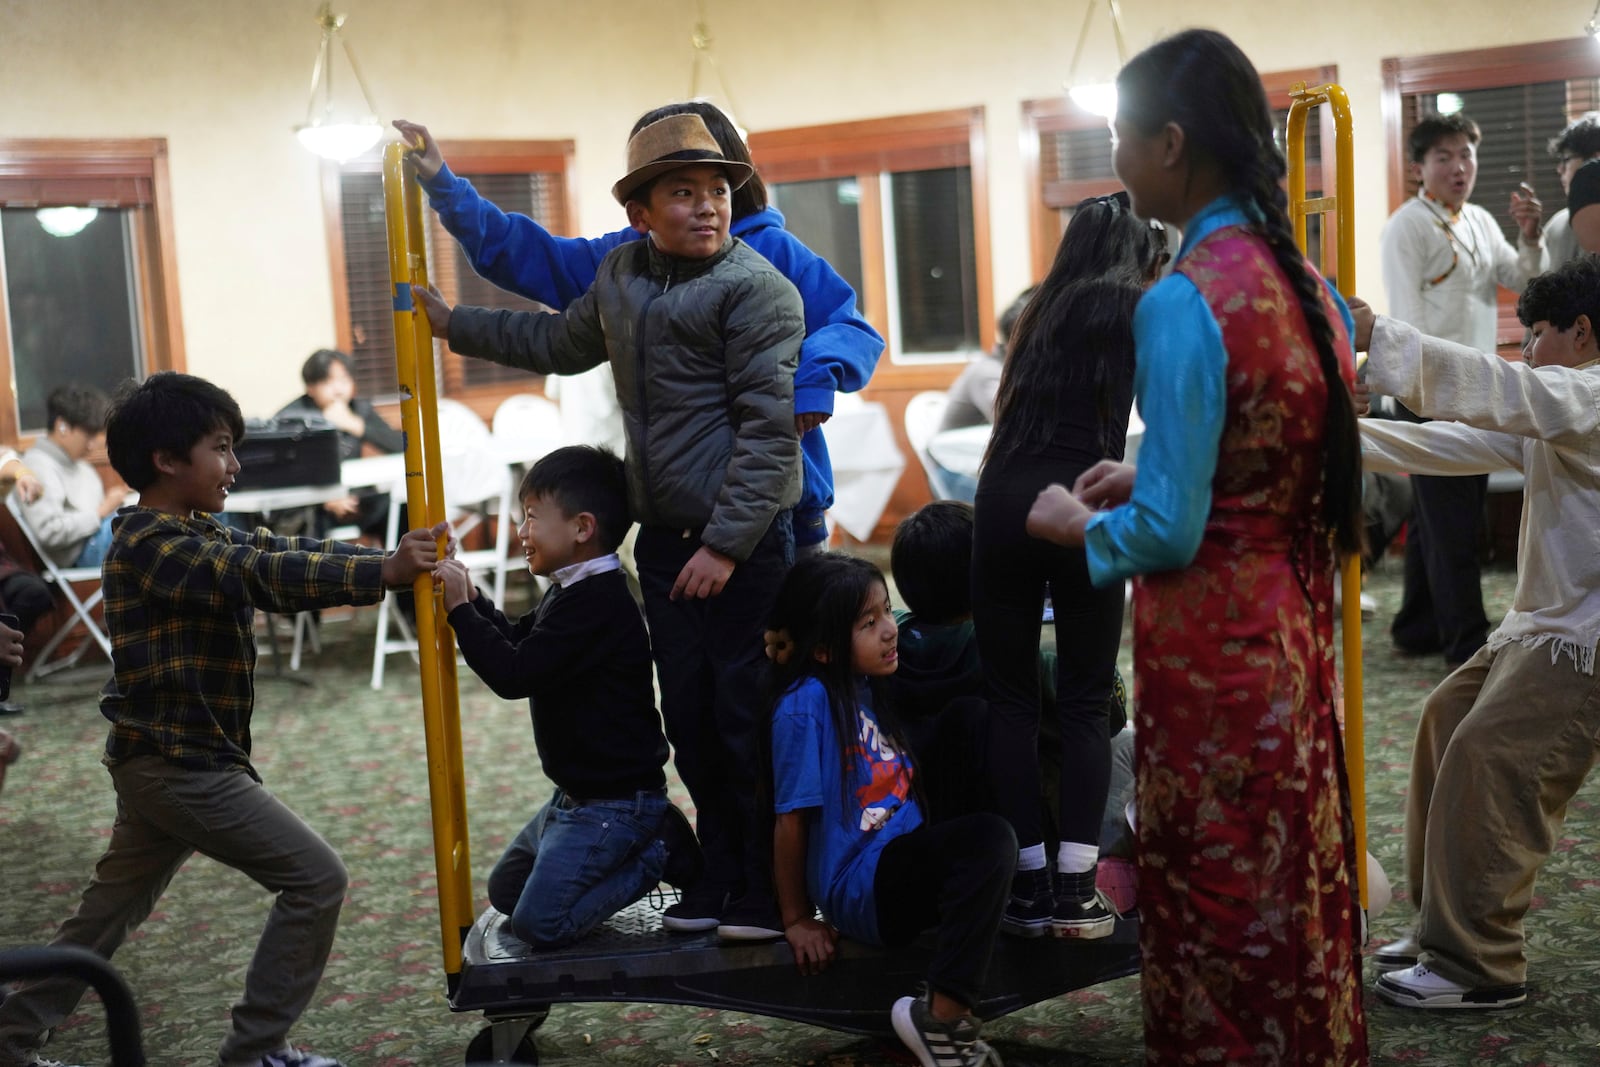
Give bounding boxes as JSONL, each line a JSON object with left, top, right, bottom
{"left": 1542, "top": 113, "right": 1600, "bottom": 266}
{"left": 1379, "top": 112, "right": 1546, "bottom": 667}
{"left": 1348, "top": 256, "right": 1600, "bottom": 1010}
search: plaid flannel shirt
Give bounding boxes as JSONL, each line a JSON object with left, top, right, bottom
{"left": 100, "top": 508, "right": 388, "bottom": 779}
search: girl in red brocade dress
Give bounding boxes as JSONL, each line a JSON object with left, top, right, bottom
{"left": 1025, "top": 29, "right": 1369, "bottom": 1067}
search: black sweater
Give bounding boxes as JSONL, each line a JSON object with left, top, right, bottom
{"left": 448, "top": 569, "right": 667, "bottom": 799}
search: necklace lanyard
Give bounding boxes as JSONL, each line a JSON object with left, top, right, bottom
{"left": 1419, "top": 194, "right": 1479, "bottom": 288}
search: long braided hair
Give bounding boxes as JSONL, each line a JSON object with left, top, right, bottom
{"left": 1115, "top": 29, "right": 1364, "bottom": 556}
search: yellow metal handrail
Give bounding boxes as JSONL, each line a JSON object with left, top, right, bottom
{"left": 1285, "top": 82, "right": 1366, "bottom": 909}
{"left": 382, "top": 141, "right": 475, "bottom": 985}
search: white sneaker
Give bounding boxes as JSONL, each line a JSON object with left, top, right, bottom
{"left": 1375, "top": 962, "right": 1526, "bottom": 1010}
{"left": 1371, "top": 931, "right": 1420, "bottom": 972}
{"left": 1359, "top": 592, "right": 1378, "bottom": 620}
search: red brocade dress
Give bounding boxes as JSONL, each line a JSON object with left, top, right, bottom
{"left": 1123, "top": 221, "right": 1368, "bottom": 1065}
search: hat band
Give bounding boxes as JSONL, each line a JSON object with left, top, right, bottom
{"left": 642, "top": 148, "right": 729, "bottom": 167}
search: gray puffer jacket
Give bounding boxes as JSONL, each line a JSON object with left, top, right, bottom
{"left": 447, "top": 236, "right": 803, "bottom": 561}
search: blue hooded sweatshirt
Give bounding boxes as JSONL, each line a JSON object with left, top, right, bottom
{"left": 421, "top": 163, "right": 885, "bottom": 545}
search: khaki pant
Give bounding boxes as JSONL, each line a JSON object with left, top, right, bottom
{"left": 0, "top": 755, "right": 347, "bottom": 1067}
{"left": 1405, "top": 640, "right": 1600, "bottom": 987}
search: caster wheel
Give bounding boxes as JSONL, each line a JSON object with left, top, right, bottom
{"left": 466, "top": 1023, "right": 539, "bottom": 1064}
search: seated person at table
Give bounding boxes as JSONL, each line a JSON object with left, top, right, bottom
{"left": 276, "top": 349, "right": 404, "bottom": 541}
{"left": 927, "top": 290, "right": 1034, "bottom": 503}
{"left": 21, "top": 384, "right": 125, "bottom": 567}
{"left": 434, "top": 445, "right": 701, "bottom": 948}
{"left": 887, "top": 500, "right": 1133, "bottom": 859}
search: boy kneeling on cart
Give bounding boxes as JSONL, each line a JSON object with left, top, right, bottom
{"left": 436, "top": 445, "right": 701, "bottom": 949}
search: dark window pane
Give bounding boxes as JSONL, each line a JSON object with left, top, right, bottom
{"left": 891, "top": 167, "right": 978, "bottom": 355}
{"left": 1, "top": 207, "right": 141, "bottom": 431}
{"left": 449, "top": 173, "right": 563, "bottom": 389}
{"left": 767, "top": 177, "right": 866, "bottom": 308}
{"left": 1041, "top": 126, "right": 1115, "bottom": 183}
{"left": 337, "top": 172, "right": 398, "bottom": 399}
{"left": 1438, "top": 83, "right": 1566, "bottom": 244}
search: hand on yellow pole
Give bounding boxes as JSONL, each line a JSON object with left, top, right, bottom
{"left": 411, "top": 284, "right": 452, "bottom": 339}
{"left": 381, "top": 521, "right": 452, "bottom": 586}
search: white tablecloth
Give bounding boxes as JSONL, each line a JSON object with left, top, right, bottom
{"left": 820, "top": 401, "right": 906, "bottom": 541}
{"left": 924, "top": 406, "right": 1146, "bottom": 481}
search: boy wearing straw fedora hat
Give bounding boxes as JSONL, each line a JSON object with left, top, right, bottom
{"left": 415, "top": 111, "right": 804, "bottom": 943}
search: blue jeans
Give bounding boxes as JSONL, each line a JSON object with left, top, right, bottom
{"left": 486, "top": 788, "right": 669, "bottom": 948}
{"left": 72, "top": 516, "right": 116, "bottom": 568}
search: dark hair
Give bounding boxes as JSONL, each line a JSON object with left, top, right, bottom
{"left": 105, "top": 372, "right": 246, "bottom": 491}
{"left": 1550, "top": 112, "right": 1600, "bottom": 162}
{"left": 46, "top": 384, "right": 110, "bottom": 435}
{"left": 1408, "top": 113, "right": 1481, "bottom": 164}
{"left": 630, "top": 101, "right": 767, "bottom": 219}
{"left": 1115, "top": 28, "right": 1364, "bottom": 556}
{"left": 987, "top": 279, "right": 1141, "bottom": 466}
{"left": 517, "top": 445, "right": 631, "bottom": 553}
{"left": 766, "top": 553, "right": 909, "bottom": 776}
{"left": 301, "top": 348, "right": 353, "bottom": 387}
{"left": 1517, "top": 254, "right": 1600, "bottom": 331}
{"left": 996, "top": 288, "right": 1035, "bottom": 356}
{"left": 891, "top": 501, "right": 974, "bottom": 623}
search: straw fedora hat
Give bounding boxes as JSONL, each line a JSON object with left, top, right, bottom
{"left": 611, "top": 113, "right": 754, "bottom": 206}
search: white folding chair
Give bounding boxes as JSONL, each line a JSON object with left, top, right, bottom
{"left": 491, "top": 392, "right": 565, "bottom": 466}
{"left": 5, "top": 496, "right": 111, "bottom": 681}
{"left": 370, "top": 400, "right": 519, "bottom": 689}
{"left": 904, "top": 391, "right": 957, "bottom": 501}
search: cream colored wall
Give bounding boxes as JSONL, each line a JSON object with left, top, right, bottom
{"left": 0, "top": 0, "right": 1587, "bottom": 411}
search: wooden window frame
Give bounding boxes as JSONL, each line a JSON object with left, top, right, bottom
{"left": 750, "top": 107, "right": 992, "bottom": 393}
{"left": 1021, "top": 66, "right": 1339, "bottom": 282}
{"left": 1382, "top": 38, "right": 1600, "bottom": 350}
{"left": 321, "top": 139, "right": 578, "bottom": 425}
{"left": 0, "top": 137, "right": 186, "bottom": 445}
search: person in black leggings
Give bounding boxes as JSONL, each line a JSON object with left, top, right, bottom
{"left": 972, "top": 194, "right": 1165, "bottom": 938}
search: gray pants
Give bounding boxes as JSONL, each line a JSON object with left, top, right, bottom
{"left": 1405, "top": 641, "right": 1600, "bottom": 987}
{"left": 0, "top": 755, "right": 347, "bottom": 1066}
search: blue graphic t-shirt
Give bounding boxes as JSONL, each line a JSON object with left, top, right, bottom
{"left": 770, "top": 676, "right": 923, "bottom": 944}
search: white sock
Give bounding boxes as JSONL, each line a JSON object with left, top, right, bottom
{"left": 1057, "top": 841, "right": 1098, "bottom": 874}
{"left": 1017, "top": 843, "right": 1047, "bottom": 871}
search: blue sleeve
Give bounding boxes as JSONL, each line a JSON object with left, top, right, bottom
{"left": 742, "top": 229, "right": 884, "bottom": 417}
{"left": 421, "top": 162, "right": 636, "bottom": 308}
{"left": 1083, "top": 276, "right": 1226, "bottom": 585}
{"left": 772, "top": 682, "right": 827, "bottom": 814}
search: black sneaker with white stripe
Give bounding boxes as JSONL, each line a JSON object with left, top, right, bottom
{"left": 890, "top": 988, "right": 1004, "bottom": 1067}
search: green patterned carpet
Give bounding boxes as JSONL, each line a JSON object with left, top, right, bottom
{"left": 4, "top": 561, "right": 1600, "bottom": 1066}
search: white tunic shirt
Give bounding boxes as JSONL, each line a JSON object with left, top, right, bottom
{"left": 1360, "top": 316, "right": 1600, "bottom": 673}
{"left": 1379, "top": 193, "right": 1546, "bottom": 352}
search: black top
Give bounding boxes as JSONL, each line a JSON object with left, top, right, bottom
{"left": 275, "top": 394, "right": 405, "bottom": 461}
{"left": 1570, "top": 159, "right": 1600, "bottom": 219}
{"left": 448, "top": 568, "right": 668, "bottom": 799}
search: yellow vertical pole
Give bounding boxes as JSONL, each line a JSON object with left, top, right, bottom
{"left": 382, "top": 141, "right": 474, "bottom": 984}
{"left": 1286, "top": 84, "right": 1367, "bottom": 909}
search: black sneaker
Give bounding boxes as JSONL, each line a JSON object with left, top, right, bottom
{"left": 657, "top": 804, "right": 704, "bottom": 891}
{"left": 661, "top": 883, "right": 728, "bottom": 933}
{"left": 890, "top": 988, "right": 1003, "bottom": 1067}
{"left": 1000, "top": 867, "right": 1052, "bottom": 938}
{"left": 1052, "top": 867, "right": 1117, "bottom": 939}
{"left": 716, "top": 892, "right": 784, "bottom": 941}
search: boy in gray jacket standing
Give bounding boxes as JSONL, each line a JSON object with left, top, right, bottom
{"left": 414, "top": 112, "right": 803, "bottom": 940}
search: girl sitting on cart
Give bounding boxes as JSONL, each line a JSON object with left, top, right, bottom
{"left": 766, "top": 552, "right": 1013, "bottom": 1067}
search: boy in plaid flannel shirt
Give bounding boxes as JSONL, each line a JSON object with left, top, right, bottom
{"left": 0, "top": 373, "right": 445, "bottom": 1067}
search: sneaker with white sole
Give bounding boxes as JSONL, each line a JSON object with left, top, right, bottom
{"left": 1000, "top": 868, "right": 1052, "bottom": 939}
{"left": 1371, "top": 932, "right": 1420, "bottom": 972}
{"left": 660, "top": 883, "right": 729, "bottom": 933}
{"left": 1375, "top": 962, "right": 1526, "bottom": 1010}
{"left": 890, "top": 988, "right": 1004, "bottom": 1067}
{"left": 1051, "top": 888, "right": 1118, "bottom": 940}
